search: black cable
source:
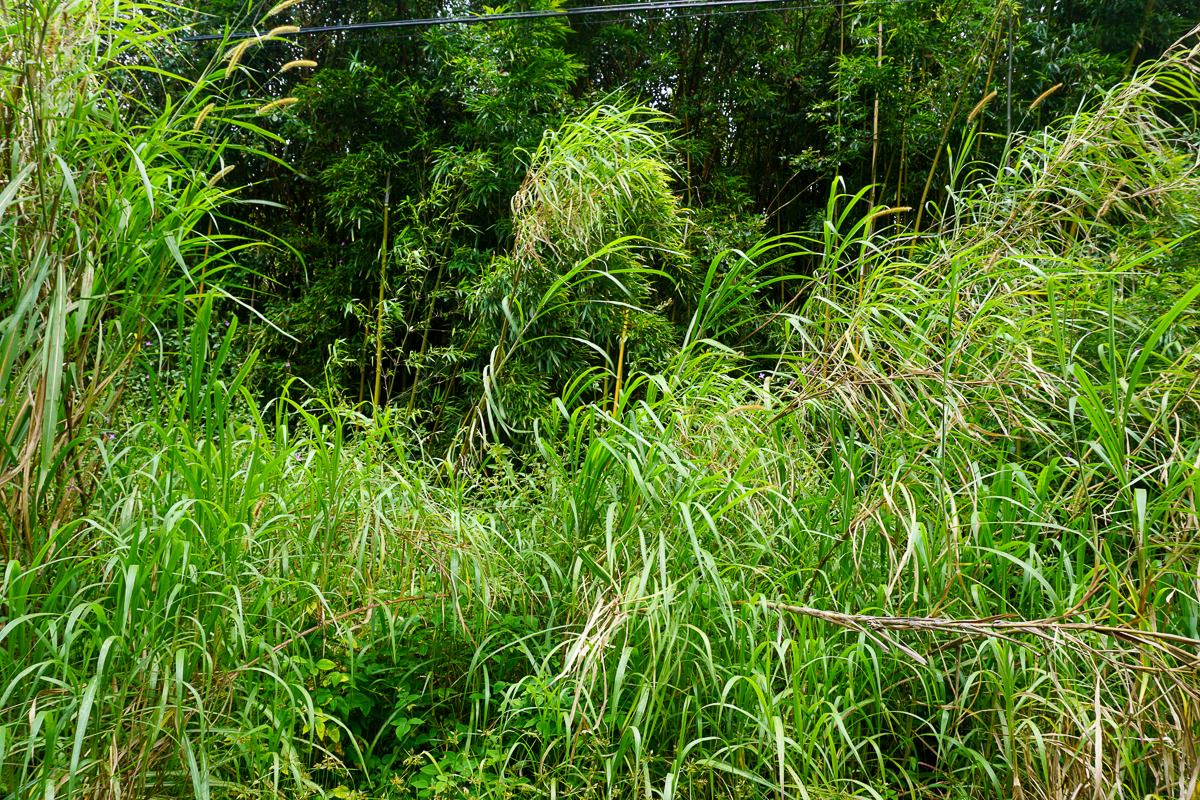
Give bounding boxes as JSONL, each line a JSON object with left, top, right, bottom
{"left": 239, "top": 1, "right": 878, "bottom": 50}
{"left": 182, "top": 0, "right": 918, "bottom": 42}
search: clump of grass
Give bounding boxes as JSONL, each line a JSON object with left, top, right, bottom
{"left": 0, "top": 0, "right": 282, "bottom": 556}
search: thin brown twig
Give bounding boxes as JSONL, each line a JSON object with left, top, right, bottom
{"left": 741, "top": 599, "right": 1200, "bottom": 676}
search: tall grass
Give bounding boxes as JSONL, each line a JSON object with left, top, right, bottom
{"left": 3, "top": 12, "right": 1200, "bottom": 800}
{"left": 0, "top": 0, "right": 286, "bottom": 556}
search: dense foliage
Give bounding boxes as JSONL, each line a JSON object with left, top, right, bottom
{"left": 3, "top": 0, "right": 1200, "bottom": 798}
{"left": 182, "top": 0, "right": 1200, "bottom": 435}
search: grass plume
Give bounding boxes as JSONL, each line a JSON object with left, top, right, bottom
{"left": 967, "top": 88, "right": 998, "bottom": 122}
{"left": 224, "top": 38, "right": 254, "bottom": 70}
{"left": 267, "top": 0, "right": 306, "bottom": 16}
{"left": 206, "top": 163, "right": 236, "bottom": 186}
{"left": 1030, "top": 82, "right": 1064, "bottom": 110}
{"left": 256, "top": 96, "right": 299, "bottom": 114}
{"left": 280, "top": 58, "right": 318, "bottom": 72}
{"left": 192, "top": 101, "right": 215, "bottom": 130}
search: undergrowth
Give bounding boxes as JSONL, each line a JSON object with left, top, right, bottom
{"left": 3, "top": 2, "right": 1200, "bottom": 799}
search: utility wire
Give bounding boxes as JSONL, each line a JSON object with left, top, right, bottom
{"left": 182, "top": 0, "right": 918, "bottom": 42}
{"left": 235, "top": 1, "right": 871, "bottom": 49}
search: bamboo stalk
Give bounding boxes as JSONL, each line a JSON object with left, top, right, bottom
{"left": 1006, "top": 6, "right": 1013, "bottom": 140}
{"left": 911, "top": 17, "right": 998, "bottom": 249}
{"left": 1127, "top": 0, "right": 1156, "bottom": 73}
{"left": 357, "top": 327, "right": 368, "bottom": 405}
{"left": 409, "top": 255, "right": 447, "bottom": 413}
{"left": 863, "top": 18, "right": 883, "bottom": 282}
{"left": 868, "top": 18, "right": 882, "bottom": 217}
{"left": 372, "top": 173, "right": 391, "bottom": 415}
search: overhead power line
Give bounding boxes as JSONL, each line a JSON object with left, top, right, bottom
{"left": 227, "top": 3, "right": 828, "bottom": 48}
{"left": 182, "top": 0, "right": 904, "bottom": 42}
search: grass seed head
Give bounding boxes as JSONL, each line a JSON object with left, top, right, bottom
{"left": 224, "top": 39, "right": 254, "bottom": 70}
{"left": 864, "top": 206, "right": 912, "bottom": 225}
{"left": 207, "top": 164, "right": 236, "bottom": 186}
{"left": 256, "top": 97, "right": 299, "bottom": 115}
{"left": 280, "top": 59, "right": 317, "bottom": 72}
{"left": 1030, "top": 83, "right": 1064, "bottom": 110}
{"left": 968, "top": 90, "right": 998, "bottom": 122}
{"left": 267, "top": 0, "right": 306, "bottom": 16}
{"left": 192, "top": 102, "right": 215, "bottom": 131}
{"left": 727, "top": 404, "right": 766, "bottom": 415}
